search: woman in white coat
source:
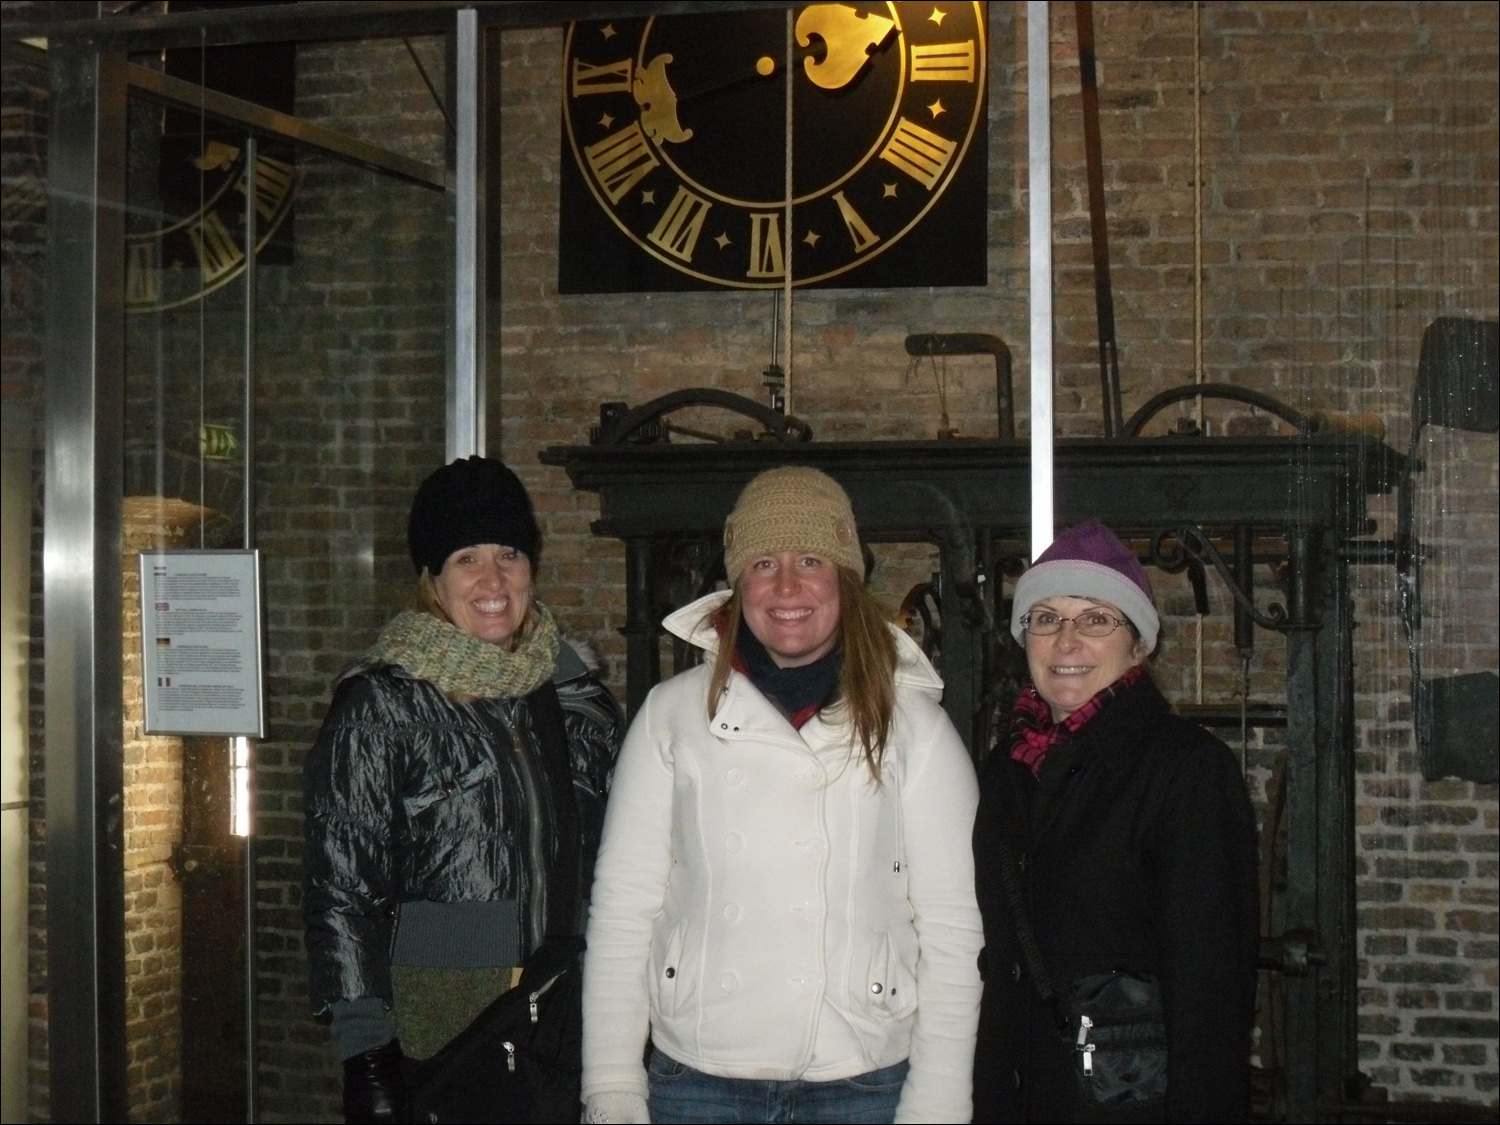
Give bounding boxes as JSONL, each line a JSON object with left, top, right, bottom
{"left": 582, "top": 467, "right": 983, "bottom": 1125}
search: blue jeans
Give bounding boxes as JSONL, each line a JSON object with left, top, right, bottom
{"left": 647, "top": 1050, "right": 910, "bottom": 1124}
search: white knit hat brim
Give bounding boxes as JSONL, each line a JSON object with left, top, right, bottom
{"left": 1010, "top": 559, "right": 1160, "bottom": 653}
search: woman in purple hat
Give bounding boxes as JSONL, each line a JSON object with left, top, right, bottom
{"left": 972, "top": 520, "right": 1258, "bottom": 1123}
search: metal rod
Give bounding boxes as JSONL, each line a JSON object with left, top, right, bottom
{"left": 241, "top": 136, "right": 260, "bottom": 1125}
{"left": 449, "top": 8, "right": 482, "bottom": 460}
{"left": 3, "top": 1, "right": 803, "bottom": 50}
{"left": 1074, "top": 0, "right": 1123, "bottom": 437}
{"left": 1192, "top": 0, "right": 1204, "bottom": 431}
{"left": 1028, "top": 0, "right": 1054, "bottom": 559}
{"left": 126, "top": 63, "right": 445, "bottom": 190}
{"left": 43, "top": 42, "right": 129, "bottom": 1122}
{"left": 782, "top": 6, "right": 794, "bottom": 416}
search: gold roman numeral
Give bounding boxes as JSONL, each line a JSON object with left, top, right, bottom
{"left": 188, "top": 211, "right": 245, "bottom": 283}
{"left": 125, "top": 240, "right": 160, "bottom": 306}
{"left": 832, "top": 192, "right": 879, "bottom": 253}
{"left": 879, "top": 118, "right": 958, "bottom": 189}
{"left": 584, "top": 122, "right": 660, "bottom": 203}
{"left": 571, "top": 57, "right": 633, "bottom": 97}
{"left": 647, "top": 187, "right": 711, "bottom": 262}
{"left": 747, "top": 213, "right": 785, "bottom": 278}
{"left": 238, "top": 153, "right": 296, "bottom": 221}
{"left": 910, "top": 41, "right": 977, "bottom": 82}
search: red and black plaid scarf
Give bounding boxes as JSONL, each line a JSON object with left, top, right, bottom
{"left": 1008, "top": 663, "right": 1145, "bottom": 778}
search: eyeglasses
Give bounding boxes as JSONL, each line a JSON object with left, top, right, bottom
{"left": 1020, "top": 609, "right": 1129, "bottom": 638}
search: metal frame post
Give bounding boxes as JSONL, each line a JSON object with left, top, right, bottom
{"left": 448, "top": 6, "right": 482, "bottom": 460}
{"left": 1027, "top": 0, "right": 1054, "bottom": 558}
{"left": 43, "top": 41, "right": 129, "bottom": 1122}
{"left": 1282, "top": 527, "right": 1321, "bottom": 1120}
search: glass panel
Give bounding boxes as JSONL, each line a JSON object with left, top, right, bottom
{"left": 122, "top": 86, "right": 448, "bottom": 1117}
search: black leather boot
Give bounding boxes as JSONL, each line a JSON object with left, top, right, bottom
{"left": 342, "top": 1038, "right": 409, "bottom": 1123}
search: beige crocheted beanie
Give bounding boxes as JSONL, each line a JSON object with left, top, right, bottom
{"left": 722, "top": 466, "right": 864, "bottom": 584}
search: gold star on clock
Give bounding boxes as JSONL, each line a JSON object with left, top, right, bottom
{"left": 803, "top": 230, "right": 821, "bottom": 247}
{"left": 715, "top": 232, "right": 732, "bottom": 249}
{"left": 601, "top": 24, "right": 617, "bottom": 40}
{"left": 928, "top": 98, "right": 946, "bottom": 119}
{"left": 883, "top": 183, "right": 899, "bottom": 198}
{"left": 641, "top": 189, "right": 656, "bottom": 204}
{"left": 599, "top": 113, "right": 615, "bottom": 129}
{"left": 929, "top": 7, "right": 946, "bottom": 25}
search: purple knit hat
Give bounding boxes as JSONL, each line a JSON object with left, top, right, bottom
{"left": 1009, "top": 520, "right": 1159, "bottom": 652}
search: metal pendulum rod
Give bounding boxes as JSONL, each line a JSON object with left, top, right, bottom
{"left": 241, "top": 134, "right": 259, "bottom": 1125}
{"left": 782, "top": 6, "right": 795, "bottom": 415}
{"left": 1075, "top": 0, "right": 1123, "bottom": 437}
{"left": 1193, "top": 0, "right": 1204, "bottom": 432}
{"left": 1234, "top": 523, "right": 1255, "bottom": 776}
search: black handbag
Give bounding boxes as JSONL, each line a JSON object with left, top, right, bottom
{"left": 407, "top": 682, "right": 587, "bottom": 1124}
{"left": 991, "top": 832, "right": 1168, "bottom": 1107}
{"left": 406, "top": 935, "right": 585, "bottom": 1124}
{"left": 1062, "top": 969, "right": 1167, "bottom": 1106}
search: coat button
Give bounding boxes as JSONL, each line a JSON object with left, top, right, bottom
{"left": 870, "top": 982, "right": 883, "bottom": 994}
{"left": 1013, "top": 963, "right": 1023, "bottom": 982}
{"left": 665, "top": 967, "right": 675, "bottom": 978}
{"left": 1014, "top": 1069, "right": 1023, "bottom": 1089}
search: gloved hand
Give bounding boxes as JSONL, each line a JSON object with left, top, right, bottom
{"left": 342, "top": 1038, "right": 408, "bottom": 1123}
{"left": 583, "top": 1091, "right": 650, "bottom": 1123}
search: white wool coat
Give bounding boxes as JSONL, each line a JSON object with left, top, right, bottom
{"left": 581, "top": 591, "right": 983, "bottom": 1124}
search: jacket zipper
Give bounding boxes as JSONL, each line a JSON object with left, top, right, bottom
{"left": 497, "top": 699, "right": 549, "bottom": 953}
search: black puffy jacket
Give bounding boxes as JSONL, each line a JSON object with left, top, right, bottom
{"left": 972, "top": 674, "right": 1259, "bottom": 1123}
{"left": 303, "top": 642, "right": 622, "bottom": 1013}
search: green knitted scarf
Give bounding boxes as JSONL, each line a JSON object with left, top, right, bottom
{"left": 365, "top": 604, "right": 560, "bottom": 700}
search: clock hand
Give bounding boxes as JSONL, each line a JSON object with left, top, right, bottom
{"left": 634, "top": 54, "right": 693, "bottom": 144}
{"left": 797, "top": 3, "right": 896, "bottom": 91}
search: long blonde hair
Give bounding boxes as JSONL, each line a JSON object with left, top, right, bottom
{"left": 707, "top": 567, "right": 898, "bottom": 779}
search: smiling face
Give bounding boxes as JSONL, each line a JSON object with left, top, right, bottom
{"left": 431, "top": 543, "right": 532, "bottom": 649}
{"left": 740, "top": 551, "right": 842, "bottom": 668}
{"left": 1024, "top": 595, "right": 1148, "bottom": 722}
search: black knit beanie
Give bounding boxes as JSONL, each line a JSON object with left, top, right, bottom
{"left": 407, "top": 456, "right": 541, "bottom": 575}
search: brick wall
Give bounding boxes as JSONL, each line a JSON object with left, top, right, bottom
{"left": 0, "top": 25, "right": 50, "bottom": 1120}
{"left": 493, "top": 1, "right": 1498, "bottom": 1109}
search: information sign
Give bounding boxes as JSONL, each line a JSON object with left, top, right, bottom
{"left": 139, "top": 549, "right": 265, "bottom": 737}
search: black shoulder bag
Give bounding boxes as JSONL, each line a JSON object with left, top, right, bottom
{"left": 407, "top": 682, "right": 586, "bottom": 1124}
{"left": 993, "top": 832, "right": 1168, "bottom": 1108}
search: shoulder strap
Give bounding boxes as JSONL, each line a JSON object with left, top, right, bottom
{"left": 992, "top": 830, "right": 1068, "bottom": 1030}
{"left": 525, "top": 680, "right": 582, "bottom": 938}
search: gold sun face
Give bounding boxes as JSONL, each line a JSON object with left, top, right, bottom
{"left": 560, "top": 3, "right": 987, "bottom": 291}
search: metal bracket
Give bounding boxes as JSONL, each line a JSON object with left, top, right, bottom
{"left": 1149, "top": 523, "right": 1290, "bottom": 632}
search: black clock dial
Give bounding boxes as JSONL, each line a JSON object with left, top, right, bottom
{"left": 125, "top": 138, "right": 302, "bottom": 314}
{"left": 561, "top": 2, "right": 987, "bottom": 289}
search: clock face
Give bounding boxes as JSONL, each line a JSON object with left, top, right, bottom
{"left": 560, "top": 2, "right": 987, "bottom": 290}
{"left": 125, "top": 138, "right": 302, "bottom": 314}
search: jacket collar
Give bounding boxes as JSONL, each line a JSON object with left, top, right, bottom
{"left": 1030, "top": 673, "right": 1171, "bottom": 840}
{"left": 662, "top": 589, "right": 946, "bottom": 700}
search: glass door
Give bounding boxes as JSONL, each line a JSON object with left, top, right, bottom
{"left": 121, "top": 49, "right": 449, "bottom": 1117}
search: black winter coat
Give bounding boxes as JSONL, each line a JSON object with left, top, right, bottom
{"left": 303, "top": 646, "right": 621, "bottom": 1014}
{"left": 972, "top": 674, "right": 1258, "bottom": 1123}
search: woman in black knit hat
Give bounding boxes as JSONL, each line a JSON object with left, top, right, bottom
{"left": 303, "top": 456, "right": 622, "bottom": 1123}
